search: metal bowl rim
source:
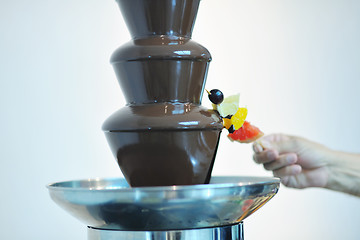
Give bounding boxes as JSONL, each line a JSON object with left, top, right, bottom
{"left": 46, "top": 176, "right": 280, "bottom": 192}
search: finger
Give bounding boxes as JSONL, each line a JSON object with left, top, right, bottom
{"left": 253, "top": 149, "right": 279, "bottom": 164}
{"left": 252, "top": 142, "right": 263, "bottom": 153}
{"left": 263, "top": 153, "right": 298, "bottom": 171}
{"left": 258, "top": 134, "right": 298, "bottom": 154}
{"left": 272, "top": 164, "right": 302, "bottom": 177}
{"left": 280, "top": 176, "right": 290, "bottom": 186}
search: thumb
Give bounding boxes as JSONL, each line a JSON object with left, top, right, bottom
{"left": 258, "top": 133, "right": 298, "bottom": 154}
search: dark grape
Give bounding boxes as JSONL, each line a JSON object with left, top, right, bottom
{"left": 208, "top": 89, "right": 224, "bottom": 104}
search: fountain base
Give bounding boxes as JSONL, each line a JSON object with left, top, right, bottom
{"left": 88, "top": 222, "right": 243, "bottom": 240}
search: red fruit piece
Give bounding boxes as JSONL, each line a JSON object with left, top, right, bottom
{"left": 228, "top": 121, "right": 264, "bottom": 143}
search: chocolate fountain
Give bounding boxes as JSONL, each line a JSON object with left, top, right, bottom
{"left": 102, "top": 0, "right": 223, "bottom": 187}
{"left": 47, "top": 0, "right": 280, "bottom": 239}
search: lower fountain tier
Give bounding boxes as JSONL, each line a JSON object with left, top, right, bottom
{"left": 104, "top": 129, "right": 221, "bottom": 186}
{"left": 102, "top": 103, "right": 223, "bottom": 187}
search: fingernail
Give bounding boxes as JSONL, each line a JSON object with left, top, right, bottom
{"left": 259, "top": 139, "right": 272, "bottom": 149}
{"left": 286, "top": 154, "right": 297, "bottom": 164}
{"left": 253, "top": 142, "right": 263, "bottom": 153}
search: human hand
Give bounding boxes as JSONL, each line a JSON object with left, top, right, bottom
{"left": 252, "top": 134, "right": 332, "bottom": 189}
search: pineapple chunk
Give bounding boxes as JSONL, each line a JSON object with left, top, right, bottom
{"left": 231, "top": 107, "right": 248, "bottom": 129}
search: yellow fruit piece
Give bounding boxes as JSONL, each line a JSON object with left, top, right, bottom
{"left": 231, "top": 107, "right": 248, "bottom": 130}
{"left": 222, "top": 118, "right": 232, "bottom": 129}
{"left": 213, "top": 94, "right": 240, "bottom": 117}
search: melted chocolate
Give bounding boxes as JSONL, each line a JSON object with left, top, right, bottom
{"left": 103, "top": 0, "right": 223, "bottom": 186}
{"left": 105, "top": 130, "right": 221, "bottom": 187}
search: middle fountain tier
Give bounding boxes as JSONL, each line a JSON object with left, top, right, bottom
{"left": 102, "top": 0, "right": 223, "bottom": 187}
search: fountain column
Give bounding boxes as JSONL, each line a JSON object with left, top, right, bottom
{"left": 102, "top": 0, "right": 223, "bottom": 187}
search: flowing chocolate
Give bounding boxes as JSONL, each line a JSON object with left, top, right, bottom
{"left": 103, "top": 0, "right": 223, "bottom": 187}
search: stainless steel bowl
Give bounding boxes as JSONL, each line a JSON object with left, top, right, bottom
{"left": 47, "top": 176, "right": 279, "bottom": 231}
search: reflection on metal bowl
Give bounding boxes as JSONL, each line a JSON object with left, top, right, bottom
{"left": 47, "top": 176, "right": 280, "bottom": 231}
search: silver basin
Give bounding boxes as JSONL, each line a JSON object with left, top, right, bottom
{"left": 47, "top": 176, "right": 279, "bottom": 231}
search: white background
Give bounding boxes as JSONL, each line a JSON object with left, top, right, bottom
{"left": 1, "top": 0, "right": 360, "bottom": 239}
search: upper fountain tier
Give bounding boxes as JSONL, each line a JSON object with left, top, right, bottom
{"left": 116, "top": 0, "right": 200, "bottom": 39}
{"left": 111, "top": 0, "right": 211, "bottom": 105}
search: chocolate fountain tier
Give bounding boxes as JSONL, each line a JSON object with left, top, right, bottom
{"left": 110, "top": 38, "right": 211, "bottom": 104}
{"left": 47, "top": 176, "right": 280, "bottom": 231}
{"left": 103, "top": 103, "right": 223, "bottom": 187}
{"left": 102, "top": 103, "right": 222, "bottom": 131}
{"left": 116, "top": 0, "right": 200, "bottom": 39}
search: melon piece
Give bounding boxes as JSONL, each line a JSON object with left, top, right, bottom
{"left": 212, "top": 93, "right": 240, "bottom": 117}
{"left": 228, "top": 121, "right": 264, "bottom": 143}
